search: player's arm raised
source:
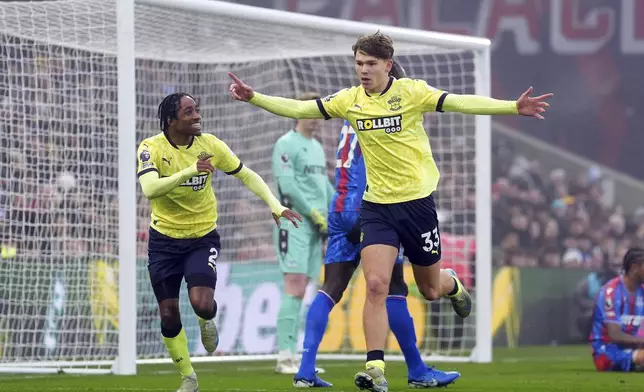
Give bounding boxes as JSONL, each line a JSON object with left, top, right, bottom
{"left": 212, "top": 139, "right": 302, "bottom": 228}
{"left": 415, "top": 79, "right": 553, "bottom": 120}
{"left": 137, "top": 144, "right": 213, "bottom": 200}
{"left": 228, "top": 72, "right": 326, "bottom": 120}
{"left": 442, "top": 86, "right": 552, "bottom": 120}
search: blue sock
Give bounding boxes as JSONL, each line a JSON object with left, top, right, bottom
{"left": 297, "top": 291, "right": 335, "bottom": 378}
{"left": 387, "top": 296, "right": 426, "bottom": 377}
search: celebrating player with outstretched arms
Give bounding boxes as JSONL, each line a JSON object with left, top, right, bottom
{"left": 293, "top": 61, "right": 458, "bottom": 389}
{"left": 229, "top": 31, "right": 552, "bottom": 392}
{"left": 138, "top": 93, "right": 301, "bottom": 392}
{"left": 590, "top": 248, "right": 644, "bottom": 372}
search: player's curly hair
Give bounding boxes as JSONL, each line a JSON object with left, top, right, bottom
{"left": 352, "top": 30, "right": 394, "bottom": 60}
{"left": 389, "top": 59, "right": 407, "bottom": 79}
{"left": 623, "top": 247, "right": 644, "bottom": 273}
{"left": 158, "top": 92, "right": 196, "bottom": 132}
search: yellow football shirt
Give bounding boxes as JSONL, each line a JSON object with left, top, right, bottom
{"left": 137, "top": 132, "right": 242, "bottom": 239}
{"left": 316, "top": 77, "right": 445, "bottom": 204}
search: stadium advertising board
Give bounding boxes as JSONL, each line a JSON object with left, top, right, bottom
{"left": 0, "top": 246, "right": 610, "bottom": 361}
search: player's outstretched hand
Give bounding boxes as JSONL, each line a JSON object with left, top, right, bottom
{"left": 516, "top": 86, "right": 553, "bottom": 120}
{"left": 196, "top": 154, "right": 215, "bottom": 173}
{"left": 272, "top": 209, "right": 302, "bottom": 228}
{"left": 228, "top": 72, "right": 254, "bottom": 102}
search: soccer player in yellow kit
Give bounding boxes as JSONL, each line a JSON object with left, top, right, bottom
{"left": 138, "top": 93, "right": 301, "bottom": 392}
{"left": 229, "top": 32, "right": 552, "bottom": 392}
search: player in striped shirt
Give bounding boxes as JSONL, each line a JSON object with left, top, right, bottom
{"left": 294, "top": 62, "right": 458, "bottom": 388}
{"left": 589, "top": 248, "right": 644, "bottom": 372}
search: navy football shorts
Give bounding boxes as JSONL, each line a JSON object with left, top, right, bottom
{"left": 360, "top": 194, "right": 441, "bottom": 267}
{"left": 147, "top": 228, "right": 220, "bottom": 301}
{"left": 325, "top": 211, "right": 403, "bottom": 265}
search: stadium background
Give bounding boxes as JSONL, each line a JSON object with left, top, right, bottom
{"left": 1, "top": 0, "right": 643, "bottom": 363}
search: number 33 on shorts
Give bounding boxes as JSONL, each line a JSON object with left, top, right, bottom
{"left": 421, "top": 228, "right": 440, "bottom": 255}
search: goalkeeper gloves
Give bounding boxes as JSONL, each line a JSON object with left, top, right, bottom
{"left": 309, "top": 209, "right": 328, "bottom": 234}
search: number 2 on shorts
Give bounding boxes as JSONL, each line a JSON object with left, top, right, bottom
{"left": 208, "top": 247, "right": 218, "bottom": 272}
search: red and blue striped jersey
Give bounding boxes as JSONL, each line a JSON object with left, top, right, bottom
{"left": 589, "top": 276, "right": 644, "bottom": 344}
{"left": 330, "top": 120, "right": 365, "bottom": 212}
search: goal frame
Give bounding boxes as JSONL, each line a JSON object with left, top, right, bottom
{"left": 131, "top": 0, "right": 493, "bottom": 370}
{"left": 0, "top": 0, "right": 492, "bottom": 375}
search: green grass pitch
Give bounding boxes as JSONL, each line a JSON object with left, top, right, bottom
{"left": 2, "top": 346, "right": 643, "bottom": 391}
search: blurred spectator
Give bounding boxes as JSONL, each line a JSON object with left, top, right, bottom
{"left": 492, "top": 138, "right": 642, "bottom": 269}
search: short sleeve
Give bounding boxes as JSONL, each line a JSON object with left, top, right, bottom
{"left": 212, "top": 138, "right": 242, "bottom": 175}
{"left": 137, "top": 141, "right": 159, "bottom": 177}
{"left": 272, "top": 139, "right": 295, "bottom": 178}
{"left": 412, "top": 79, "right": 448, "bottom": 113}
{"left": 316, "top": 88, "right": 353, "bottom": 120}
{"left": 600, "top": 287, "right": 622, "bottom": 324}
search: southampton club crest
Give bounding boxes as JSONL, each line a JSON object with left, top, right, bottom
{"left": 387, "top": 95, "right": 402, "bottom": 111}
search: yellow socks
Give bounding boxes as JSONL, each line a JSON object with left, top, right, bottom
{"left": 162, "top": 327, "right": 194, "bottom": 377}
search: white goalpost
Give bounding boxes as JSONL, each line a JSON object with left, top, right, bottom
{"left": 0, "top": 0, "right": 491, "bottom": 375}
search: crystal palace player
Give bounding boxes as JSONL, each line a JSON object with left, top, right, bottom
{"left": 138, "top": 93, "right": 301, "bottom": 392}
{"left": 293, "top": 61, "right": 458, "bottom": 389}
{"left": 590, "top": 248, "right": 644, "bottom": 372}
{"left": 229, "top": 32, "right": 552, "bottom": 392}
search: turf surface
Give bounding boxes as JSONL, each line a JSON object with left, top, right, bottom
{"left": 2, "top": 345, "right": 642, "bottom": 391}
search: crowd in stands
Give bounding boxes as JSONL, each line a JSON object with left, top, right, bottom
{"left": 491, "top": 139, "right": 644, "bottom": 269}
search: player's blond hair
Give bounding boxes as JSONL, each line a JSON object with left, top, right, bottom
{"left": 352, "top": 31, "right": 394, "bottom": 60}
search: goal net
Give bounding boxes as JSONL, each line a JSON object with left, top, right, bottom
{"left": 0, "top": 0, "right": 491, "bottom": 374}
